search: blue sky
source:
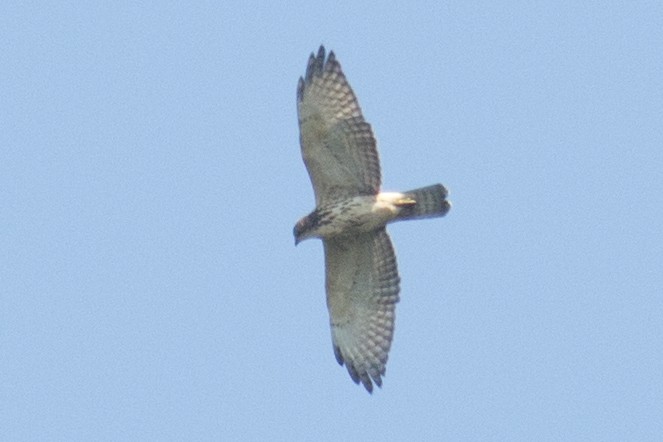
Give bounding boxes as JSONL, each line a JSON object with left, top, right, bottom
{"left": 2, "top": 2, "right": 662, "bottom": 440}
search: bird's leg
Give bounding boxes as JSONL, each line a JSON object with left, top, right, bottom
{"left": 393, "top": 197, "right": 416, "bottom": 207}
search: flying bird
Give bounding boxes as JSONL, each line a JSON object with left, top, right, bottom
{"left": 294, "top": 46, "right": 451, "bottom": 392}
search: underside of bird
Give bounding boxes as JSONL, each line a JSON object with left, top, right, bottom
{"left": 295, "top": 45, "right": 451, "bottom": 392}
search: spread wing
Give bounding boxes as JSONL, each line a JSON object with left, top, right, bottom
{"left": 323, "top": 228, "right": 400, "bottom": 392}
{"left": 297, "top": 46, "right": 381, "bottom": 206}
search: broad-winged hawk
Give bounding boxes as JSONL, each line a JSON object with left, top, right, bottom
{"left": 294, "top": 46, "right": 451, "bottom": 392}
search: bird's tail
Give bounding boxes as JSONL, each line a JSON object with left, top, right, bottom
{"left": 395, "top": 184, "right": 451, "bottom": 221}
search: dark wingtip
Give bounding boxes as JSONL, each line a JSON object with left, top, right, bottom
{"left": 333, "top": 343, "right": 386, "bottom": 393}
{"left": 300, "top": 45, "right": 343, "bottom": 104}
{"left": 333, "top": 343, "right": 344, "bottom": 365}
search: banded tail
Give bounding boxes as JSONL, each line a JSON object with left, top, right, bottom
{"left": 396, "top": 184, "right": 451, "bottom": 221}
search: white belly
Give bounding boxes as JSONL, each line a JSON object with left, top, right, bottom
{"left": 314, "top": 195, "right": 402, "bottom": 238}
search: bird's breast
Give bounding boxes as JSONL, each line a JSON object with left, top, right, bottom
{"left": 311, "top": 196, "right": 398, "bottom": 238}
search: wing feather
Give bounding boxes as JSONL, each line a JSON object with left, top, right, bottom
{"left": 297, "top": 46, "right": 381, "bottom": 205}
{"left": 323, "top": 228, "right": 400, "bottom": 392}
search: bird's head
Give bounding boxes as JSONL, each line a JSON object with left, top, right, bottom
{"left": 293, "top": 213, "right": 317, "bottom": 245}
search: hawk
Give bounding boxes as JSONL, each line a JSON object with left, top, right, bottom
{"left": 294, "top": 46, "right": 451, "bottom": 392}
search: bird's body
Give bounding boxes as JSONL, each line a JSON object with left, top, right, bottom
{"left": 295, "top": 195, "right": 397, "bottom": 241}
{"left": 295, "top": 186, "right": 448, "bottom": 242}
{"left": 294, "top": 46, "right": 450, "bottom": 392}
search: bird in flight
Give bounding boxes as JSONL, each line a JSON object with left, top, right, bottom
{"left": 294, "top": 46, "right": 451, "bottom": 392}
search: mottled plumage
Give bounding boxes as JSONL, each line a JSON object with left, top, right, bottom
{"left": 295, "top": 46, "right": 450, "bottom": 392}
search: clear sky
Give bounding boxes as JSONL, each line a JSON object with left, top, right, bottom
{"left": 2, "top": 2, "right": 662, "bottom": 440}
